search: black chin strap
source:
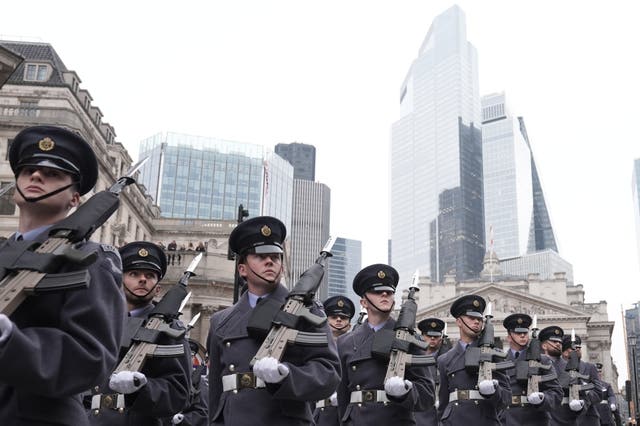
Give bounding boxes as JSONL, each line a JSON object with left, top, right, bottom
{"left": 247, "top": 263, "right": 282, "bottom": 285}
{"left": 16, "top": 182, "right": 76, "bottom": 203}
{"left": 331, "top": 322, "right": 351, "bottom": 331}
{"left": 124, "top": 281, "right": 159, "bottom": 302}
{"left": 459, "top": 316, "right": 482, "bottom": 338}
{"left": 363, "top": 293, "right": 395, "bottom": 314}
{"left": 508, "top": 331, "right": 528, "bottom": 350}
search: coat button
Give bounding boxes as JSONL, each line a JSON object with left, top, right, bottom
{"left": 352, "top": 365, "right": 357, "bottom": 371}
{"left": 356, "top": 385, "right": 361, "bottom": 390}
{"left": 229, "top": 364, "right": 235, "bottom": 372}
{"left": 226, "top": 342, "right": 231, "bottom": 347}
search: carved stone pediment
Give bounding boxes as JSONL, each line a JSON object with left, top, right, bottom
{"left": 418, "top": 283, "right": 590, "bottom": 323}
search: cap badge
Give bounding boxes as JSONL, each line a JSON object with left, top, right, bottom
{"left": 138, "top": 248, "right": 149, "bottom": 257}
{"left": 517, "top": 318, "right": 523, "bottom": 324}
{"left": 38, "top": 137, "right": 55, "bottom": 151}
{"left": 554, "top": 329, "right": 560, "bottom": 335}
{"left": 472, "top": 300, "right": 480, "bottom": 307}
{"left": 337, "top": 299, "right": 344, "bottom": 308}
{"left": 430, "top": 321, "right": 437, "bottom": 328}
{"left": 377, "top": 271, "right": 386, "bottom": 279}
{"left": 261, "top": 225, "right": 272, "bottom": 237}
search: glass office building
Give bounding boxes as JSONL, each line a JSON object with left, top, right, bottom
{"left": 275, "top": 142, "right": 316, "bottom": 181}
{"left": 327, "top": 237, "right": 362, "bottom": 313}
{"left": 391, "top": 5, "right": 484, "bottom": 285}
{"left": 633, "top": 159, "right": 640, "bottom": 271}
{"left": 138, "top": 132, "right": 293, "bottom": 227}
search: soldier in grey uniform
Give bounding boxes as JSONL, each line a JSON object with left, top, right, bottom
{"left": 207, "top": 216, "right": 340, "bottom": 425}
{"left": 436, "top": 294, "right": 511, "bottom": 426}
{"left": 0, "top": 125, "right": 126, "bottom": 425}
{"left": 336, "top": 264, "right": 435, "bottom": 426}
{"left": 314, "top": 295, "right": 355, "bottom": 426}
{"left": 415, "top": 317, "right": 449, "bottom": 426}
{"left": 560, "top": 335, "right": 603, "bottom": 426}
{"left": 168, "top": 339, "right": 209, "bottom": 426}
{"left": 501, "top": 313, "right": 563, "bottom": 425}
{"left": 87, "top": 241, "right": 192, "bottom": 425}
{"left": 594, "top": 363, "right": 620, "bottom": 426}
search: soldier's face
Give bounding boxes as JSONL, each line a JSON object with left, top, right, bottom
{"left": 238, "top": 253, "right": 283, "bottom": 288}
{"left": 456, "top": 315, "right": 483, "bottom": 340}
{"left": 14, "top": 166, "right": 80, "bottom": 212}
{"left": 424, "top": 335, "right": 442, "bottom": 350}
{"left": 363, "top": 289, "right": 395, "bottom": 312}
{"left": 123, "top": 269, "right": 160, "bottom": 304}
{"left": 542, "top": 340, "right": 562, "bottom": 356}
{"left": 508, "top": 331, "right": 530, "bottom": 348}
{"left": 328, "top": 315, "right": 351, "bottom": 336}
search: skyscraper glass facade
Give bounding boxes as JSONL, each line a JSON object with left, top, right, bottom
{"left": 327, "top": 237, "right": 362, "bottom": 312}
{"left": 275, "top": 142, "right": 316, "bottom": 181}
{"left": 138, "top": 132, "right": 293, "bottom": 227}
{"left": 633, "top": 159, "right": 640, "bottom": 271}
{"left": 391, "top": 5, "right": 484, "bottom": 285}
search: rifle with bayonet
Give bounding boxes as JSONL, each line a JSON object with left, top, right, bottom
{"left": 515, "top": 316, "right": 557, "bottom": 394}
{"left": 248, "top": 236, "right": 336, "bottom": 365}
{"left": 352, "top": 307, "right": 367, "bottom": 331}
{"left": 0, "top": 158, "right": 148, "bottom": 315}
{"left": 372, "top": 270, "right": 436, "bottom": 380}
{"left": 558, "top": 329, "right": 594, "bottom": 402}
{"left": 465, "top": 302, "right": 514, "bottom": 385}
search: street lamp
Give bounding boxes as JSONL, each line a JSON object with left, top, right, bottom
{"left": 630, "top": 335, "right": 639, "bottom": 424}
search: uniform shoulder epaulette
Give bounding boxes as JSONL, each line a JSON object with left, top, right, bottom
{"left": 100, "top": 244, "right": 120, "bottom": 257}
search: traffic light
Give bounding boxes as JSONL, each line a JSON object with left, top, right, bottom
{"left": 626, "top": 380, "right": 632, "bottom": 401}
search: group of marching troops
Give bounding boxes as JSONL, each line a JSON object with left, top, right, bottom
{"left": 0, "top": 124, "right": 626, "bottom": 425}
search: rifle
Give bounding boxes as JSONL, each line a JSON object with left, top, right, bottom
{"left": 515, "top": 315, "right": 556, "bottom": 394}
{"left": 0, "top": 158, "right": 148, "bottom": 315}
{"left": 558, "top": 329, "right": 594, "bottom": 401}
{"left": 372, "top": 271, "right": 435, "bottom": 381}
{"left": 465, "top": 302, "right": 514, "bottom": 385}
{"left": 249, "top": 237, "right": 336, "bottom": 366}
{"left": 352, "top": 306, "right": 367, "bottom": 331}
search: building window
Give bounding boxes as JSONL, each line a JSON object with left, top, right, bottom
{"left": 0, "top": 182, "right": 16, "bottom": 215}
{"left": 24, "top": 64, "right": 50, "bottom": 82}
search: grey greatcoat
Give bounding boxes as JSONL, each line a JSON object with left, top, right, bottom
{"left": 501, "top": 350, "right": 563, "bottom": 425}
{"left": 336, "top": 319, "right": 435, "bottom": 426}
{"left": 594, "top": 381, "right": 618, "bottom": 425}
{"left": 207, "top": 284, "right": 340, "bottom": 425}
{"left": 0, "top": 231, "right": 126, "bottom": 425}
{"left": 87, "top": 303, "right": 192, "bottom": 426}
{"left": 548, "top": 357, "right": 602, "bottom": 426}
{"left": 437, "top": 340, "right": 511, "bottom": 426}
{"left": 415, "top": 343, "right": 449, "bottom": 426}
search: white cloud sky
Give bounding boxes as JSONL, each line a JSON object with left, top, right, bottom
{"left": 2, "top": 0, "right": 640, "bottom": 385}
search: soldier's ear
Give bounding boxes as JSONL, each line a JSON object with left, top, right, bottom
{"left": 238, "top": 263, "right": 248, "bottom": 278}
{"left": 69, "top": 192, "right": 80, "bottom": 209}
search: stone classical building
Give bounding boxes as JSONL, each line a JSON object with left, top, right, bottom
{"left": 414, "top": 250, "right": 620, "bottom": 387}
{"left": 0, "top": 40, "right": 239, "bottom": 349}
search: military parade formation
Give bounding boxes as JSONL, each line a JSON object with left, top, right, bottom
{"left": 0, "top": 125, "right": 628, "bottom": 425}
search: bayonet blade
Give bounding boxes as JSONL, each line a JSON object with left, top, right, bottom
{"left": 186, "top": 253, "right": 203, "bottom": 275}
{"left": 187, "top": 312, "right": 201, "bottom": 330}
{"left": 411, "top": 269, "right": 420, "bottom": 289}
{"left": 123, "top": 156, "right": 150, "bottom": 178}
{"left": 320, "top": 236, "right": 336, "bottom": 256}
{"left": 178, "top": 291, "right": 192, "bottom": 313}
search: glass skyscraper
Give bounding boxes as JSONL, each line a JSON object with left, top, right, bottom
{"left": 633, "top": 159, "right": 640, "bottom": 270}
{"left": 275, "top": 142, "right": 316, "bottom": 181}
{"left": 391, "top": 5, "right": 484, "bottom": 285}
{"left": 482, "top": 93, "right": 558, "bottom": 259}
{"left": 326, "top": 237, "right": 362, "bottom": 312}
{"left": 137, "top": 132, "right": 293, "bottom": 227}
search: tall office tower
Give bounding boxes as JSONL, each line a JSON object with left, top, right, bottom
{"left": 625, "top": 303, "right": 640, "bottom": 411}
{"left": 482, "top": 92, "right": 559, "bottom": 259}
{"left": 275, "top": 142, "right": 316, "bottom": 181}
{"left": 327, "top": 237, "right": 362, "bottom": 312}
{"left": 138, "top": 132, "right": 293, "bottom": 228}
{"left": 288, "top": 180, "right": 330, "bottom": 298}
{"left": 633, "top": 159, "right": 640, "bottom": 270}
{"left": 391, "top": 5, "right": 484, "bottom": 285}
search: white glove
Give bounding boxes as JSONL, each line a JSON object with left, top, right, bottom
{"left": 329, "top": 391, "right": 338, "bottom": 406}
{"left": 0, "top": 314, "right": 13, "bottom": 344}
{"left": 384, "top": 376, "right": 412, "bottom": 397}
{"left": 172, "top": 413, "right": 184, "bottom": 424}
{"left": 478, "top": 379, "right": 498, "bottom": 396}
{"left": 527, "top": 392, "right": 545, "bottom": 405}
{"left": 569, "top": 399, "right": 584, "bottom": 412}
{"left": 109, "top": 371, "right": 148, "bottom": 394}
{"left": 253, "top": 357, "right": 290, "bottom": 383}
{"left": 610, "top": 403, "right": 617, "bottom": 411}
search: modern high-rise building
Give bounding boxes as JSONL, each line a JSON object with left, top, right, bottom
{"left": 327, "top": 237, "right": 362, "bottom": 313}
{"left": 137, "top": 132, "right": 293, "bottom": 228}
{"left": 633, "top": 159, "right": 640, "bottom": 271}
{"left": 275, "top": 142, "right": 316, "bottom": 181}
{"left": 391, "top": 5, "right": 484, "bottom": 285}
{"left": 287, "top": 179, "right": 330, "bottom": 298}
{"left": 482, "top": 92, "right": 558, "bottom": 259}
{"left": 499, "top": 249, "right": 573, "bottom": 283}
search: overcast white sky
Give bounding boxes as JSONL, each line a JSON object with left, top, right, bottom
{"left": 3, "top": 0, "right": 640, "bottom": 384}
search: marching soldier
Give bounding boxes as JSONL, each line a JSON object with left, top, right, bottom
{"left": 561, "top": 334, "right": 603, "bottom": 426}
{"left": 168, "top": 339, "right": 209, "bottom": 425}
{"left": 87, "top": 241, "right": 192, "bottom": 425}
{"left": 594, "top": 363, "right": 620, "bottom": 426}
{"left": 501, "top": 313, "right": 562, "bottom": 425}
{"left": 336, "top": 264, "right": 435, "bottom": 425}
{"left": 207, "top": 216, "right": 340, "bottom": 425}
{"left": 436, "top": 294, "right": 511, "bottom": 426}
{"left": 0, "top": 125, "right": 126, "bottom": 424}
{"left": 415, "top": 317, "right": 448, "bottom": 426}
